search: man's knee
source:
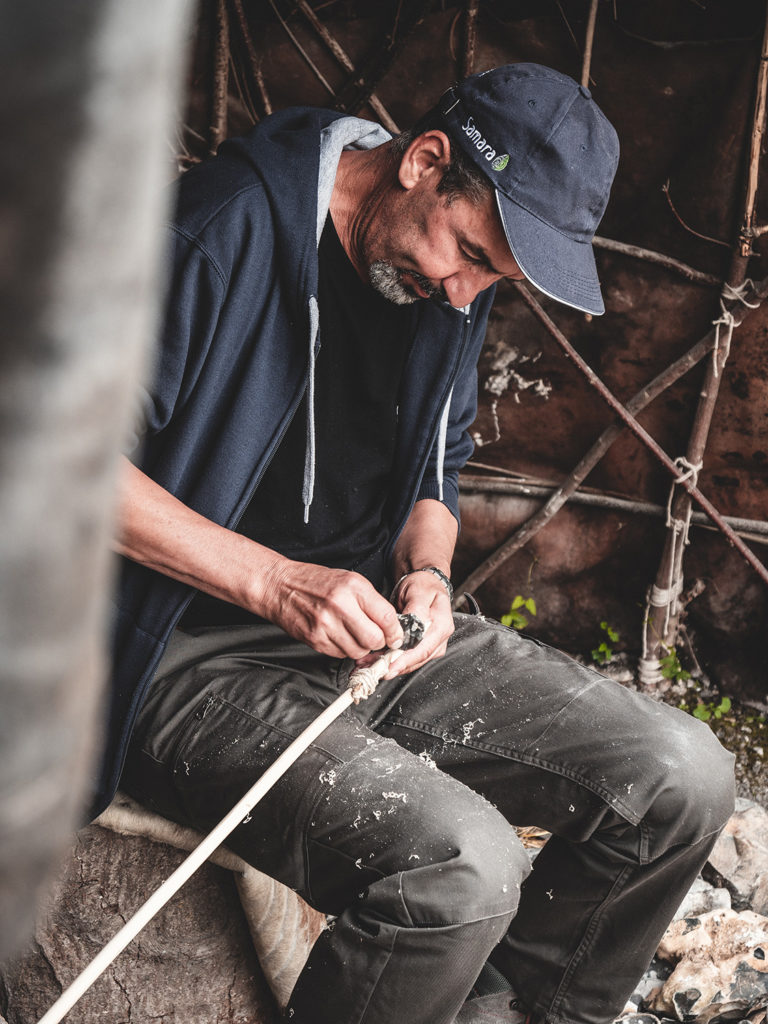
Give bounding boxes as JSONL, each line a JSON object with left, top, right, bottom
{"left": 641, "top": 707, "right": 735, "bottom": 849}
{"left": 326, "top": 742, "right": 529, "bottom": 927}
{"left": 394, "top": 785, "right": 529, "bottom": 929}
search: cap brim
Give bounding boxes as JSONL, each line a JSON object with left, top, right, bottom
{"left": 495, "top": 191, "right": 605, "bottom": 316}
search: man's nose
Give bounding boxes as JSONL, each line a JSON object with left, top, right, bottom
{"left": 441, "top": 271, "right": 487, "bottom": 309}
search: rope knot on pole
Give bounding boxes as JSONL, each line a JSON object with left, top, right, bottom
{"left": 711, "top": 304, "right": 735, "bottom": 378}
{"left": 722, "top": 278, "right": 761, "bottom": 307}
{"left": 666, "top": 456, "right": 702, "bottom": 537}
{"left": 712, "top": 279, "right": 760, "bottom": 377}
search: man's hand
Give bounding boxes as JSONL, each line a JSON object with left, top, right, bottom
{"left": 383, "top": 568, "right": 454, "bottom": 679}
{"left": 257, "top": 560, "right": 403, "bottom": 661}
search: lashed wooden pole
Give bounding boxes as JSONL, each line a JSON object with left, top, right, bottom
{"left": 638, "top": 2, "right": 768, "bottom": 685}
{"left": 459, "top": 475, "right": 768, "bottom": 545}
{"left": 454, "top": 278, "right": 768, "bottom": 601}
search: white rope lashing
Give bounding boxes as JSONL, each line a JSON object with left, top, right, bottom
{"left": 638, "top": 457, "right": 701, "bottom": 685}
{"left": 711, "top": 279, "right": 760, "bottom": 377}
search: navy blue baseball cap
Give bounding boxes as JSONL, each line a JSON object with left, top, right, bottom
{"left": 434, "top": 63, "right": 619, "bottom": 315}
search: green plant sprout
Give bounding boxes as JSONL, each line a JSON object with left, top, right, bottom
{"left": 501, "top": 595, "right": 537, "bottom": 631}
{"left": 659, "top": 645, "right": 690, "bottom": 683}
{"left": 591, "top": 621, "right": 620, "bottom": 665}
{"left": 692, "top": 696, "right": 731, "bottom": 722}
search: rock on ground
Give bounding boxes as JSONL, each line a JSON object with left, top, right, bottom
{"left": 707, "top": 798, "right": 768, "bottom": 916}
{"left": 0, "top": 825, "right": 279, "bottom": 1024}
{"left": 652, "top": 908, "right": 768, "bottom": 1023}
{"left": 672, "top": 876, "right": 731, "bottom": 921}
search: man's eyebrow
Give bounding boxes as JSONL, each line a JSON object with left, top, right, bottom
{"left": 458, "top": 236, "right": 505, "bottom": 276}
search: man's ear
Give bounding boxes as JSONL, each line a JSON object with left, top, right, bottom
{"left": 397, "top": 130, "right": 451, "bottom": 190}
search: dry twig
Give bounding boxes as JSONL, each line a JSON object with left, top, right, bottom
{"left": 267, "top": 0, "right": 335, "bottom": 96}
{"left": 593, "top": 236, "right": 720, "bottom": 286}
{"left": 332, "top": 0, "right": 431, "bottom": 115}
{"left": 581, "top": 0, "right": 599, "bottom": 88}
{"left": 297, "top": 0, "right": 398, "bottom": 132}
{"left": 231, "top": 0, "right": 272, "bottom": 118}
{"left": 210, "top": 0, "right": 230, "bottom": 153}
{"left": 461, "top": 0, "right": 480, "bottom": 81}
{"left": 662, "top": 179, "right": 730, "bottom": 248}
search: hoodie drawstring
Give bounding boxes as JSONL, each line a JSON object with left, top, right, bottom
{"left": 302, "top": 295, "right": 319, "bottom": 523}
{"left": 435, "top": 385, "right": 453, "bottom": 503}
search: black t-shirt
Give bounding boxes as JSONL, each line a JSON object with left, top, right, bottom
{"left": 181, "top": 215, "right": 415, "bottom": 628}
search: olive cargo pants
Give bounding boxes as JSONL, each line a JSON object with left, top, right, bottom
{"left": 121, "top": 614, "right": 735, "bottom": 1024}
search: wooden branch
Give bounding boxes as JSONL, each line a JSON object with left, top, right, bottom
{"left": 593, "top": 235, "right": 720, "bottom": 286}
{"left": 453, "top": 279, "right": 768, "bottom": 600}
{"left": 332, "top": 0, "right": 431, "bottom": 115}
{"left": 210, "top": 0, "right": 230, "bottom": 153}
{"left": 461, "top": 0, "right": 480, "bottom": 81}
{"left": 231, "top": 0, "right": 272, "bottom": 118}
{"left": 229, "top": 53, "right": 259, "bottom": 126}
{"left": 740, "top": 10, "right": 768, "bottom": 257}
{"left": 255, "top": 63, "right": 272, "bottom": 117}
{"left": 297, "top": 0, "right": 398, "bottom": 132}
{"left": 267, "top": 0, "right": 335, "bottom": 96}
{"left": 459, "top": 475, "right": 768, "bottom": 545}
{"left": 581, "top": 0, "right": 599, "bottom": 88}
{"left": 554, "top": 0, "right": 580, "bottom": 53}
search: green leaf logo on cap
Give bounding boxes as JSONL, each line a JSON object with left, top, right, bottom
{"left": 492, "top": 153, "right": 509, "bottom": 171}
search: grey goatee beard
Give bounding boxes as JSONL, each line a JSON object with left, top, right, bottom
{"left": 368, "top": 261, "right": 446, "bottom": 305}
{"left": 368, "top": 260, "right": 418, "bottom": 305}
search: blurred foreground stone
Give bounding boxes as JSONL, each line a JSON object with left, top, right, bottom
{"left": 0, "top": 820, "right": 318, "bottom": 1023}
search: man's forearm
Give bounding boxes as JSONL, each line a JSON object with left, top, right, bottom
{"left": 116, "top": 457, "right": 286, "bottom": 611}
{"left": 115, "top": 457, "right": 403, "bottom": 660}
{"left": 390, "top": 498, "right": 458, "bottom": 581}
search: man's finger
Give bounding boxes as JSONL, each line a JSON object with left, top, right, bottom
{"left": 358, "top": 590, "right": 404, "bottom": 650}
{"left": 382, "top": 623, "right": 452, "bottom": 680}
{"left": 382, "top": 641, "right": 446, "bottom": 680}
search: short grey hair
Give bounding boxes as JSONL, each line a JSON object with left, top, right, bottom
{"left": 391, "top": 117, "right": 493, "bottom": 207}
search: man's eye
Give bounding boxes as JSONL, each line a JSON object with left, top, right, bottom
{"left": 461, "top": 249, "right": 483, "bottom": 266}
